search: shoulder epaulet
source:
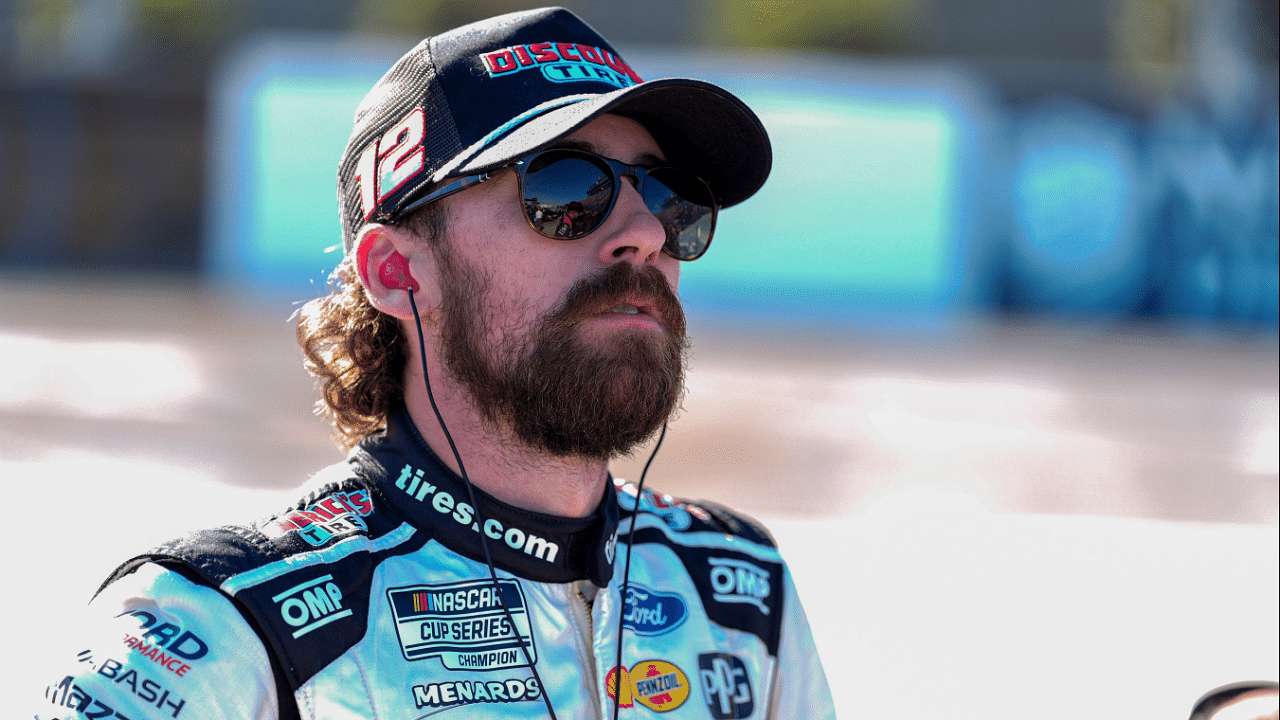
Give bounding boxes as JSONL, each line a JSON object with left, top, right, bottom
{"left": 619, "top": 484, "right": 786, "bottom": 655}
{"left": 93, "top": 459, "right": 426, "bottom": 702}
{"left": 687, "top": 499, "right": 777, "bottom": 548}
{"left": 97, "top": 524, "right": 278, "bottom": 599}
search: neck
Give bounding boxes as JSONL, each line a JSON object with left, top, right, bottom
{"left": 402, "top": 349, "right": 610, "bottom": 519}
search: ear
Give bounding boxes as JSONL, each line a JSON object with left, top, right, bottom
{"left": 351, "top": 223, "right": 438, "bottom": 321}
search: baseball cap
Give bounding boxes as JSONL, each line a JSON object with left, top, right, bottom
{"left": 336, "top": 6, "right": 772, "bottom": 253}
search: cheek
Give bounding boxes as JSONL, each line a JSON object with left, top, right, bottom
{"left": 661, "top": 258, "right": 681, "bottom": 293}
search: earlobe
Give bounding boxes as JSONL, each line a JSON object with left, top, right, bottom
{"left": 352, "top": 224, "right": 428, "bottom": 320}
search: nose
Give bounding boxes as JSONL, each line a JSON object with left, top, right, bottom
{"left": 595, "top": 176, "right": 667, "bottom": 267}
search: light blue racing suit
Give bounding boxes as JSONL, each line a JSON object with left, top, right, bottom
{"left": 32, "top": 407, "right": 835, "bottom": 719}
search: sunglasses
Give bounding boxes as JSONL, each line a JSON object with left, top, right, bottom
{"left": 398, "top": 147, "right": 719, "bottom": 261}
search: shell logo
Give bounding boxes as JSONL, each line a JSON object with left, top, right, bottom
{"left": 606, "top": 659, "right": 691, "bottom": 712}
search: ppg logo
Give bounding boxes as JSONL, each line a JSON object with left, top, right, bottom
{"left": 698, "top": 653, "right": 754, "bottom": 719}
{"left": 708, "top": 557, "right": 771, "bottom": 614}
{"left": 274, "top": 574, "right": 352, "bottom": 639}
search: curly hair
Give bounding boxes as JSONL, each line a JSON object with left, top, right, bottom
{"left": 296, "top": 204, "right": 446, "bottom": 450}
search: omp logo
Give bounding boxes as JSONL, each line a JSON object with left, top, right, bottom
{"left": 623, "top": 584, "right": 688, "bottom": 636}
{"left": 698, "top": 653, "right": 754, "bottom": 719}
{"left": 413, "top": 677, "right": 542, "bottom": 709}
{"left": 708, "top": 557, "right": 772, "bottom": 614}
{"left": 387, "top": 580, "right": 536, "bottom": 671}
{"left": 395, "top": 464, "right": 560, "bottom": 563}
{"left": 260, "top": 490, "right": 373, "bottom": 547}
{"left": 480, "top": 41, "right": 643, "bottom": 90}
{"left": 273, "top": 574, "right": 351, "bottom": 639}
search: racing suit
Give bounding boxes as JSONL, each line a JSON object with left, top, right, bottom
{"left": 32, "top": 407, "right": 836, "bottom": 719}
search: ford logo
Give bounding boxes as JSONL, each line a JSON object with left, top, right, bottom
{"left": 623, "top": 584, "right": 688, "bottom": 636}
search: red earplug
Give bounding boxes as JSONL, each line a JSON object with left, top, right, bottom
{"left": 379, "top": 252, "right": 419, "bottom": 292}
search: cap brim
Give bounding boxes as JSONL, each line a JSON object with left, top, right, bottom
{"left": 437, "top": 78, "right": 771, "bottom": 210}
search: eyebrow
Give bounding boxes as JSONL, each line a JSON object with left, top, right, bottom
{"left": 549, "top": 138, "right": 666, "bottom": 166}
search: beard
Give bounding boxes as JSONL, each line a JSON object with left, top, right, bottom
{"left": 433, "top": 251, "right": 688, "bottom": 460}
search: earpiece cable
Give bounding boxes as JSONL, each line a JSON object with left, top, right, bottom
{"left": 611, "top": 422, "right": 666, "bottom": 720}
{"left": 407, "top": 292, "right": 558, "bottom": 720}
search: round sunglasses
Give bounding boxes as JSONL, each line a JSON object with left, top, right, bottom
{"left": 397, "top": 147, "right": 719, "bottom": 261}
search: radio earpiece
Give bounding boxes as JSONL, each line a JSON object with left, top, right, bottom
{"left": 379, "top": 252, "right": 419, "bottom": 292}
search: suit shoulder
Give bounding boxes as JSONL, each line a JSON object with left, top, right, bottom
{"left": 615, "top": 481, "right": 777, "bottom": 548}
{"left": 99, "top": 460, "right": 396, "bottom": 594}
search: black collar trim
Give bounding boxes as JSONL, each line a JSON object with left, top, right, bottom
{"left": 353, "top": 407, "right": 618, "bottom": 586}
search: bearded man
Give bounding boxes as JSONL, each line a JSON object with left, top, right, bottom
{"left": 32, "top": 8, "right": 835, "bottom": 719}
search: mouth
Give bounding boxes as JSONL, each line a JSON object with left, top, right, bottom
{"left": 601, "top": 298, "right": 663, "bottom": 325}
{"left": 554, "top": 264, "right": 684, "bottom": 339}
{"left": 578, "top": 297, "right": 668, "bottom": 335}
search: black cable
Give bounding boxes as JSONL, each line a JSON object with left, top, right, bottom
{"left": 407, "top": 292, "right": 558, "bottom": 719}
{"left": 611, "top": 421, "right": 666, "bottom": 720}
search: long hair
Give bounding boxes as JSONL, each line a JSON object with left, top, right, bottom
{"left": 296, "top": 204, "right": 445, "bottom": 450}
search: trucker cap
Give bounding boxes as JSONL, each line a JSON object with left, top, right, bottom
{"left": 336, "top": 6, "right": 772, "bottom": 253}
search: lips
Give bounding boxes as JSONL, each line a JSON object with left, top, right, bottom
{"left": 553, "top": 264, "right": 685, "bottom": 340}
{"left": 597, "top": 295, "right": 668, "bottom": 330}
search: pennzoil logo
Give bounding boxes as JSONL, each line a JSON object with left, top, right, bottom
{"left": 606, "top": 659, "right": 691, "bottom": 713}
{"left": 387, "top": 580, "right": 536, "bottom": 670}
{"left": 480, "top": 41, "right": 643, "bottom": 89}
{"left": 260, "top": 490, "right": 373, "bottom": 547}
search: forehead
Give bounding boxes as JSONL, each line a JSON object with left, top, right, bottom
{"left": 556, "top": 114, "right": 664, "bottom": 163}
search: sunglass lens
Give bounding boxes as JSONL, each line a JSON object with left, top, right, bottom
{"left": 645, "top": 169, "right": 716, "bottom": 260}
{"left": 522, "top": 151, "right": 613, "bottom": 239}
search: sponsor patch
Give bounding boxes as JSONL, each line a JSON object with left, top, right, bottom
{"left": 272, "top": 574, "right": 352, "bottom": 639}
{"left": 607, "top": 659, "right": 691, "bottom": 713}
{"left": 118, "top": 609, "right": 210, "bottom": 677}
{"left": 393, "top": 463, "right": 562, "bottom": 564}
{"left": 623, "top": 584, "right": 688, "bottom": 636}
{"left": 708, "top": 557, "right": 772, "bottom": 615}
{"left": 46, "top": 670, "right": 187, "bottom": 718}
{"left": 412, "top": 677, "right": 542, "bottom": 709}
{"left": 606, "top": 664, "right": 634, "bottom": 709}
{"left": 698, "top": 653, "right": 755, "bottom": 719}
{"left": 480, "top": 41, "right": 643, "bottom": 90}
{"left": 387, "top": 580, "right": 536, "bottom": 670}
{"left": 259, "top": 490, "right": 374, "bottom": 547}
{"left": 619, "top": 487, "right": 711, "bottom": 531}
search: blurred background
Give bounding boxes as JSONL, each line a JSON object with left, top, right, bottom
{"left": 1, "top": 0, "right": 1277, "bottom": 717}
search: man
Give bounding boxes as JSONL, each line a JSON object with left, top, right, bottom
{"left": 33, "top": 7, "right": 835, "bottom": 719}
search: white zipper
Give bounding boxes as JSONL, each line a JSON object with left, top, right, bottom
{"left": 572, "top": 584, "right": 602, "bottom": 718}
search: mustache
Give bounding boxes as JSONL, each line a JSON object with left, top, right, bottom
{"left": 549, "top": 263, "right": 686, "bottom": 337}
